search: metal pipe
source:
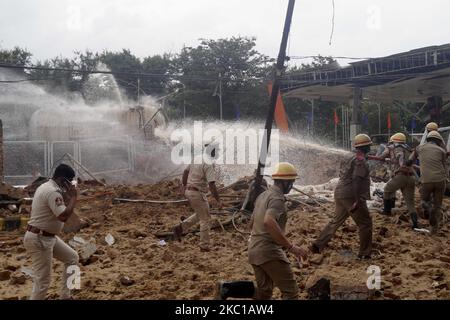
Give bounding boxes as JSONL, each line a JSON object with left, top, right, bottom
{"left": 255, "top": 0, "right": 296, "bottom": 186}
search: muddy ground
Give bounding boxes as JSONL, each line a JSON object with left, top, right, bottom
{"left": 1, "top": 178, "right": 450, "bottom": 300}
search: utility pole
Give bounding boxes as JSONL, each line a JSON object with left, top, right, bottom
{"left": 137, "top": 77, "right": 140, "bottom": 105}
{"left": 183, "top": 84, "right": 186, "bottom": 119}
{"left": 219, "top": 73, "right": 223, "bottom": 120}
{"left": 255, "top": 0, "right": 295, "bottom": 184}
{"left": 0, "top": 120, "right": 3, "bottom": 182}
{"left": 378, "top": 103, "right": 381, "bottom": 135}
{"left": 311, "top": 99, "right": 314, "bottom": 136}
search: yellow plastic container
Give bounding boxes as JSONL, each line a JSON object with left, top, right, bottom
{"left": 20, "top": 217, "right": 30, "bottom": 230}
{"left": 0, "top": 218, "right": 4, "bottom": 231}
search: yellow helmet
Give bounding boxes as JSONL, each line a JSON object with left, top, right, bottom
{"left": 389, "top": 132, "right": 406, "bottom": 144}
{"left": 426, "top": 130, "right": 444, "bottom": 143}
{"left": 353, "top": 134, "right": 372, "bottom": 148}
{"left": 271, "top": 162, "right": 298, "bottom": 180}
{"left": 426, "top": 122, "right": 438, "bottom": 132}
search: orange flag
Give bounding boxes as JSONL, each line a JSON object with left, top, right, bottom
{"left": 267, "top": 82, "right": 289, "bottom": 133}
{"left": 333, "top": 109, "right": 339, "bottom": 125}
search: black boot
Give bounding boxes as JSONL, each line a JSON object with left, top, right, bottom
{"left": 380, "top": 199, "right": 393, "bottom": 215}
{"left": 215, "top": 281, "right": 255, "bottom": 300}
{"left": 391, "top": 198, "right": 396, "bottom": 209}
{"left": 410, "top": 212, "right": 419, "bottom": 229}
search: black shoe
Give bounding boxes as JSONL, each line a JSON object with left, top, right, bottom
{"left": 410, "top": 212, "right": 419, "bottom": 229}
{"left": 380, "top": 199, "right": 394, "bottom": 215}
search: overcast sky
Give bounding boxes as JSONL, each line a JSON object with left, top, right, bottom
{"left": 1, "top": 0, "right": 449, "bottom": 66}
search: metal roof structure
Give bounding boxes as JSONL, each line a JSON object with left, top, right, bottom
{"left": 281, "top": 43, "right": 450, "bottom": 103}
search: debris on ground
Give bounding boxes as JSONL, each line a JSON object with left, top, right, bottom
{"left": 1, "top": 176, "right": 450, "bottom": 300}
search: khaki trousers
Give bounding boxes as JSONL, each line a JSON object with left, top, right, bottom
{"left": 314, "top": 198, "right": 372, "bottom": 256}
{"left": 182, "top": 190, "right": 211, "bottom": 247}
{"left": 23, "top": 231, "right": 79, "bottom": 300}
{"left": 421, "top": 181, "right": 446, "bottom": 228}
{"left": 384, "top": 174, "right": 416, "bottom": 213}
{"left": 252, "top": 260, "right": 298, "bottom": 300}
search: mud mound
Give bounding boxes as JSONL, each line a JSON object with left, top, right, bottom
{"left": 1, "top": 177, "right": 450, "bottom": 300}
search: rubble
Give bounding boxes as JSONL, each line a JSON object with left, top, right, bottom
{"left": 0, "top": 270, "right": 11, "bottom": 281}
{"left": 0, "top": 176, "right": 449, "bottom": 300}
{"left": 9, "top": 273, "right": 27, "bottom": 285}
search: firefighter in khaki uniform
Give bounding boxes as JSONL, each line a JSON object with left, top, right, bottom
{"left": 371, "top": 133, "right": 418, "bottom": 228}
{"left": 409, "top": 130, "right": 447, "bottom": 234}
{"left": 23, "top": 164, "right": 79, "bottom": 300}
{"left": 426, "top": 122, "right": 439, "bottom": 133}
{"left": 311, "top": 134, "right": 373, "bottom": 259}
{"left": 215, "top": 162, "right": 308, "bottom": 300}
{"left": 173, "top": 142, "right": 222, "bottom": 251}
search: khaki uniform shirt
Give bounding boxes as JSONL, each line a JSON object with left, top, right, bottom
{"left": 380, "top": 143, "right": 412, "bottom": 175}
{"left": 416, "top": 142, "right": 447, "bottom": 183}
{"left": 334, "top": 152, "right": 371, "bottom": 200}
{"left": 29, "top": 179, "right": 67, "bottom": 234}
{"left": 186, "top": 163, "right": 216, "bottom": 193}
{"left": 248, "top": 185, "right": 289, "bottom": 265}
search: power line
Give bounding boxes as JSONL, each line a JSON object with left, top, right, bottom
{"left": 329, "top": 0, "right": 335, "bottom": 46}
{"left": 0, "top": 62, "right": 271, "bottom": 84}
{"left": 289, "top": 55, "right": 372, "bottom": 60}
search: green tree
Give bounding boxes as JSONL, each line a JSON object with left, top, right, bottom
{"left": 170, "top": 37, "right": 273, "bottom": 119}
{"left": 100, "top": 49, "right": 142, "bottom": 98}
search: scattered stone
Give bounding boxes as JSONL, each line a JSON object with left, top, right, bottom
{"left": 0, "top": 270, "right": 11, "bottom": 281}
{"left": 119, "top": 276, "right": 135, "bottom": 286}
{"left": 105, "top": 233, "right": 115, "bottom": 246}
{"left": 310, "top": 254, "right": 324, "bottom": 265}
{"left": 15, "top": 255, "right": 26, "bottom": 261}
{"left": 9, "top": 273, "right": 27, "bottom": 285}
{"left": 331, "top": 284, "right": 370, "bottom": 300}
{"left": 5, "top": 263, "right": 19, "bottom": 272}
{"left": 307, "top": 277, "right": 330, "bottom": 300}
{"left": 16, "top": 247, "right": 26, "bottom": 254}
{"left": 411, "top": 271, "right": 425, "bottom": 277}
{"left": 91, "top": 223, "right": 101, "bottom": 229}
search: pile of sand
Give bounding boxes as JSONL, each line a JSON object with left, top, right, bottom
{"left": 1, "top": 177, "right": 450, "bottom": 300}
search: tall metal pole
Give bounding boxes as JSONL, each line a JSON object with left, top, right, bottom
{"left": 311, "top": 99, "right": 314, "bottom": 136}
{"left": 378, "top": 103, "right": 381, "bottom": 134}
{"left": 341, "top": 106, "right": 345, "bottom": 149}
{"left": 0, "top": 119, "right": 3, "bottom": 181}
{"left": 183, "top": 84, "right": 186, "bottom": 119}
{"left": 219, "top": 73, "right": 223, "bottom": 121}
{"left": 137, "top": 78, "right": 140, "bottom": 105}
{"left": 255, "top": 0, "right": 296, "bottom": 185}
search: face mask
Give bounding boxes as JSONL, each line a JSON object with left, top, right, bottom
{"left": 283, "top": 181, "right": 294, "bottom": 194}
